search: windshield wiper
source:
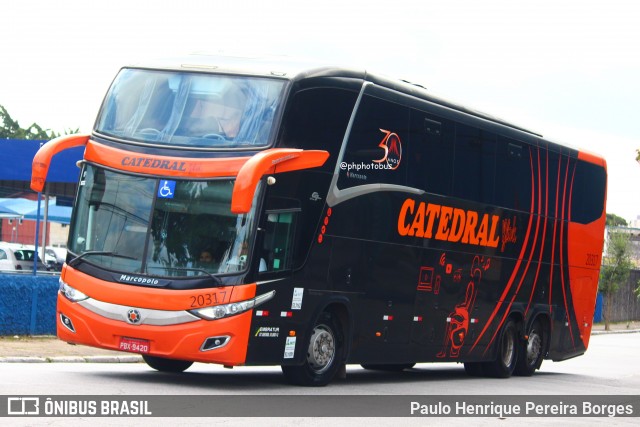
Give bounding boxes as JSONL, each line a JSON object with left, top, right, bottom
{"left": 68, "top": 251, "right": 138, "bottom": 267}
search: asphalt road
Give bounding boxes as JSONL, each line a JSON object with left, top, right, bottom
{"left": 1, "top": 332, "right": 638, "bottom": 426}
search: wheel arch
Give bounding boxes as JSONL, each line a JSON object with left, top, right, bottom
{"left": 526, "top": 312, "right": 551, "bottom": 359}
{"left": 312, "top": 297, "right": 353, "bottom": 363}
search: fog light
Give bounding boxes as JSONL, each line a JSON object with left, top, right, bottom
{"left": 201, "top": 336, "right": 230, "bottom": 351}
{"left": 60, "top": 313, "right": 76, "bottom": 333}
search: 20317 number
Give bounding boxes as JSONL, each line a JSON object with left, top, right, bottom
{"left": 586, "top": 253, "right": 599, "bottom": 266}
{"left": 190, "top": 291, "right": 227, "bottom": 308}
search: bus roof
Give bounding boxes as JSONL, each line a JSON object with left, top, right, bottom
{"left": 127, "top": 54, "right": 542, "bottom": 139}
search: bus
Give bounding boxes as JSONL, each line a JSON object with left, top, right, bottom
{"left": 31, "top": 54, "right": 607, "bottom": 386}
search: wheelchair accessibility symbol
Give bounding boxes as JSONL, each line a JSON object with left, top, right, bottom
{"left": 158, "top": 180, "right": 176, "bottom": 198}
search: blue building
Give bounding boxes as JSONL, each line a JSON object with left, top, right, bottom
{"left": 0, "top": 139, "right": 82, "bottom": 245}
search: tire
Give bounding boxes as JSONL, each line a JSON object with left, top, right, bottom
{"left": 281, "top": 312, "right": 344, "bottom": 386}
{"left": 361, "top": 363, "right": 415, "bottom": 371}
{"left": 142, "top": 354, "right": 193, "bottom": 373}
{"left": 463, "top": 362, "right": 485, "bottom": 377}
{"left": 484, "top": 319, "right": 518, "bottom": 378}
{"left": 514, "top": 319, "right": 545, "bottom": 376}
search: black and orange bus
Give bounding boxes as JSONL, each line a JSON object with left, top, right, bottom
{"left": 31, "top": 55, "right": 607, "bottom": 386}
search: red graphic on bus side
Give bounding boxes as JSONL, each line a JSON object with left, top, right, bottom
{"left": 373, "top": 129, "right": 402, "bottom": 170}
{"left": 436, "top": 256, "right": 489, "bottom": 358}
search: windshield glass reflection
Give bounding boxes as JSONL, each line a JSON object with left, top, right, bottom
{"left": 95, "top": 68, "right": 285, "bottom": 149}
{"left": 69, "top": 165, "right": 258, "bottom": 278}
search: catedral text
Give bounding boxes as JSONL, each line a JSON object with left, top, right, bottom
{"left": 121, "top": 156, "right": 187, "bottom": 171}
{"left": 397, "top": 198, "right": 500, "bottom": 248}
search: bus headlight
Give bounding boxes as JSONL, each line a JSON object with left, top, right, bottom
{"left": 59, "top": 279, "right": 89, "bottom": 302}
{"left": 190, "top": 290, "right": 275, "bottom": 320}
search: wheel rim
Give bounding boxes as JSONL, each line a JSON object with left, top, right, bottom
{"left": 307, "top": 324, "right": 335, "bottom": 374}
{"left": 526, "top": 330, "right": 542, "bottom": 366}
{"left": 501, "top": 328, "right": 515, "bottom": 367}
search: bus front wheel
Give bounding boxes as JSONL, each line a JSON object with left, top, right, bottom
{"left": 142, "top": 354, "right": 193, "bottom": 373}
{"left": 281, "top": 311, "right": 344, "bottom": 386}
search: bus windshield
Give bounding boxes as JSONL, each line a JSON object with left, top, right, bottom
{"left": 95, "top": 68, "right": 285, "bottom": 148}
{"left": 69, "top": 165, "right": 259, "bottom": 278}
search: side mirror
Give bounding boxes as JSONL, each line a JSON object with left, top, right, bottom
{"left": 231, "top": 148, "right": 329, "bottom": 214}
{"left": 31, "top": 134, "right": 90, "bottom": 192}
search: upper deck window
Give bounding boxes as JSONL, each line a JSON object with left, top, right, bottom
{"left": 95, "top": 68, "right": 285, "bottom": 149}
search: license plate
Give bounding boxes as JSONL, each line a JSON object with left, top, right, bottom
{"left": 118, "top": 337, "right": 150, "bottom": 354}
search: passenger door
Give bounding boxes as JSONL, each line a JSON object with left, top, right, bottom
{"left": 256, "top": 197, "right": 300, "bottom": 278}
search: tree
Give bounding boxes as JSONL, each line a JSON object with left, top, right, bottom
{"left": 599, "top": 232, "right": 633, "bottom": 330}
{"left": 606, "top": 213, "right": 628, "bottom": 227}
{"left": 1, "top": 104, "right": 78, "bottom": 140}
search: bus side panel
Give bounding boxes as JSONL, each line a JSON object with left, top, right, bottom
{"left": 566, "top": 156, "right": 607, "bottom": 350}
{"left": 567, "top": 224, "right": 605, "bottom": 350}
{"left": 243, "top": 278, "right": 305, "bottom": 365}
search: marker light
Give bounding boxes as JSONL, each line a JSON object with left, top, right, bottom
{"left": 190, "top": 290, "right": 275, "bottom": 320}
{"left": 59, "top": 279, "right": 89, "bottom": 302}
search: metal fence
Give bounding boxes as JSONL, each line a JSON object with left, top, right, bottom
{"left": 603, "top": 269, "right": 640, "bottom": 323}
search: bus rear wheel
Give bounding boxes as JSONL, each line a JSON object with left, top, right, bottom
{"left": 484, "top": 319, "right": 518, "bottom": 378}
{"left": 281, "top": 311, "right": 343, "bottom": 386}
{"left": 142, "top": 355, "right": 193, "bottom": 373}
{"left": 463, "top": 362, "right": 485, "bottom": 377}
{"left": 514, "top": 319, "right": 545, "bottom": 376}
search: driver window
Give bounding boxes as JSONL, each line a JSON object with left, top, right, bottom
{"left": 260, "top": 211, "right": 297, "bottom": 273}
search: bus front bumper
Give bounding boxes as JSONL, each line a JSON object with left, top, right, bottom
{"left": 56, "top": 293, "right": 252, "bottom": 366}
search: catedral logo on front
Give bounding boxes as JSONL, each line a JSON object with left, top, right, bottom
{"left": 121, "top": 156, "right": 186, "bottom": 171}
{"left": 397, "top": 198, "right": 510, "bottom": 249}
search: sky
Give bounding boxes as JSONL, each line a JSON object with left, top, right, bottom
{"left": 2, "top": 0, "right": 639, "bottom": 222}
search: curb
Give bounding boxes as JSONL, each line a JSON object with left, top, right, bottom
{"left": 591, "top": 329, "right": 640, "bottom": 336}
{"left": 0, "top": 355, "right": 143, "bottom": 363}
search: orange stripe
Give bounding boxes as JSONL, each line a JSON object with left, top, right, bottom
{"left": 548, "top": 154, "right": 563, "bottom": 323}
{"left": 84, "top": 140, "right": 250, "bottom": 178}
{"left": 558, "top": 159, "right": 575, "bottom": 348}
{"left": 482, "top": 147, "right": 542, "bottom": 355}
{"left": 526, "top": 147, "right": 549, "bottom": 316}
{"left": 471, "top": 147, "right": 536, "bottom": 352}
{"left": 577, "top": 149, "right": 606, "bottom": 167}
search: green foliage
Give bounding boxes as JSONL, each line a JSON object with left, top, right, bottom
{"left": 599, "top": 231, "right": 634, "bottom": 330}
{"left": 1, "top": 104, "right": 78, "bottom": 140}
{"left": 606, "top": 213, "right": 628, "bottom": 227}
{"left": 599, "top": 232, "right": 633, "bottom": 295}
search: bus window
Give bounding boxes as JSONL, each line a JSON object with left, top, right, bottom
{"left": 338, "top": 94, "right": 410, "bottom": 189}
{"left": 260, "top": 211, "right": 297, "bottom": 273}
{"left": 95, "top": 68, "right": 285, "bottom": 149}
{"left": 408, "top": 111, "right": 454, "bottom": 196}
{"left": 494, "top": 136, "right": 532, "bottom": 212}
{"left": 280, "top": 87, "right": 358, "bottom": 171}
{"left": 571, "top": 159, "right": 606, "bottom": 224}
{"left": 452, "top": 124, "right": 496, "bottom": 205}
